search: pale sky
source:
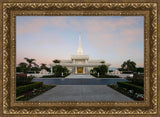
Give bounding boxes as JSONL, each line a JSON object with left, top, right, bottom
{"left": 16, "top": 16, "right": 144, "bottom": 68}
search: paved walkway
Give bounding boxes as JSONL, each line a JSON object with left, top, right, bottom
{"left": 29, "top": 85, "right": 133, "bottom": 101}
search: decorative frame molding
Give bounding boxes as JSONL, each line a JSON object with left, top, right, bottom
{"left": 0, "top": 0, "right": 159, "bottom": 116}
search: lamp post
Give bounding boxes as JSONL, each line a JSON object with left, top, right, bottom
{"left": 98, "top": 72, "right": 99, "bottom": 77}
{"left": 50, "top": 65, "right": 53, "bottom": 75}
{"left": 62, "top": 72, "right": 63, "bottom": 77}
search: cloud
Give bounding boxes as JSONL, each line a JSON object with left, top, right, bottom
{"left": 16, "top": 16, "right": 144, "bottom": 67}
{"left": 32, "top": 33, "right": 63, "bottom": 45}
{"left": 17, "top": 17, "right": 71, "bottom": 35}
{"left": 17, "top": 18, "right": 49, "bottom": 34}
{"left": 17, "top": 16, "right": 143, "bottom": 34}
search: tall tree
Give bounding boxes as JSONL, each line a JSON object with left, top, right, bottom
{"left": 24, "top": 58, "right": 37, "bottom": 71}
{"left": 17, "top": 62, "right": 28, "bottom": 74}
{"left": 98, "top": 65, "right": 108, "bottom": 75}
{"left": 19, "top": 62, "right": 28, "bottom": 68}
{"left": 53, "top": 59, "right": 60, "bottom": 63}
{"left": 121, "top": 59, "right": 136, "bottom": 72}
{"left": 100, "top": 61, "right": 105, "bottom": 64}
{"left": 40, "top": 63, "right": 47, "bottom": 70}
{"left": 31, "top": 65, "right": 40, "bottom": 73}
{"left": 52, "top": 65, "right": 69, "bottom": 77}
{"left": 90, "top": 65, "right": 108, "bottom": 76}
{"left": 136, "top": 67, "right": 144, "bottom": 73}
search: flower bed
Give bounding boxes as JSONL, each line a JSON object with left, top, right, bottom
{"left": 117, "top": 81, "right": 144, "bottom": 94}
{"left": 16, "top": 85, "right": 56, "bottom": 101}
{"left": 16, "top": 73, "right": 27, "bottom": 78}
{"left": 16, "top": 82, "right": 43, "bottom": 96}
{"left": 108, "top": 84, "right": 144, "bottom": 101}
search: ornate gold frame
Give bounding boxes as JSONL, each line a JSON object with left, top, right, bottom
{"left": 0, "top": 0, "right": 159, "bottom": 116}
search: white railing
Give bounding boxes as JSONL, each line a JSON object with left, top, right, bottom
{"left": 27, "top": 73, "right": 53, "bottom": 78}
{"left": 50, "top": 63, "right": 111, "bottom": 67}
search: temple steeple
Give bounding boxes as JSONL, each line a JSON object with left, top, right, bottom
{"left": 77, "top": 32, "right": 83, "bottom": 55}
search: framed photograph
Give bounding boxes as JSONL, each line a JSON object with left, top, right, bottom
{"left": 0, "top": 0, "right": 159, "bottom": 116}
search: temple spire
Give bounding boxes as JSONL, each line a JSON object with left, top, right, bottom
{"left": 77, "top": 32, "right": 83, "bottom": 55}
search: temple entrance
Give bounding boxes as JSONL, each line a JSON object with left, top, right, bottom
{"left": 77, "top": 67, "right": 83, "bottom": 74}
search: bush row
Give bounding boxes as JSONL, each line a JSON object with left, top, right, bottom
{"left": 108, "top": 84, "right": 144, "bottom": 101}
{"left": 100, "top": 74, "right": 120, "bottom": 78}
{"left": 91, "top": 74, "right": 120, "bottom": 78}
{"left": 16, "top": 82, "right": 43, "bottom": 96}
{"left": 117, "top": 81, "right": 144, "bottom": 94}
{"left": 16, "top": 74, "right": 34, "bottom": 86}
{"left": 42, "top": 75, "right": 56, "bottom": 78}
{"left": 126, "top": 73, "right": 144, "bottom": 86}
{"left": 16, "top": 76, "right": 34, "bottom": 86}
{"left": 16, "top": 85, "right": 56, "bottom": 101}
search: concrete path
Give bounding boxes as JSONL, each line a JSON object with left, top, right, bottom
{"left": 29, "top": 85, "right": 133, "bottom": 101}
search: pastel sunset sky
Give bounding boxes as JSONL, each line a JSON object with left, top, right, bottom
{"left": 16, "top": 16, "right": 144, "bottom": 68}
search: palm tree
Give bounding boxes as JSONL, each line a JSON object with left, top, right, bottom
{"left": 19, "top": 62, "right": 28, "bottom": 68}
{"left": 40, "top": 63, "right": 47, "bottom": 70}
{"left": 121, "top": 59, "right": 136, "bottom": 72}
{"left": 24, "top": 57, "right": 37, "bottom": 71}
{"left": 18, "top": 62, "right": 28, "bottom": 73}
{"left": 100, "top": 61, "right": 105, "bottom": 64}
{"left": 53, "top": 59, "right": 60, "bottom": 63}
{"left": 100, "top": 61, "right": 105, "bottom": 65}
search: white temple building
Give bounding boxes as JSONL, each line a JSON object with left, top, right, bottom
{"left": 50, "top": 33, "right": 111, "bottom": 75}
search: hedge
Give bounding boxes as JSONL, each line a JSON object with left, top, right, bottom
{"left": 16, "top": 82, "right": 43, "bottom": 96}
{"left": 91, "top": 74, "right": 120, "bottom": 78}
{"left": 42, "top": 75, "right": 55, "bottom": 78}
{"left": 117, "top": 81, "right": 144, "bottom": 94}
{"left": 16, "top": 76, "right": 34, "bottom": 86}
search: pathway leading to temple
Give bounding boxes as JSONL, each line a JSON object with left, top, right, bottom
{"left": 29, "top": 85, "right": 133, "bottom": 101}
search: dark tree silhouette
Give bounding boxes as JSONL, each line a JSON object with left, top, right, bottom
{"left": 121, "top": 59, "right": 136, "bottom": 72}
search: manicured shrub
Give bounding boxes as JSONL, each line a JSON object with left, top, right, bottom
{"left": 117, "top": 81, "right": 144, "bottom": 94}
{"left": 126, "top": 73, "right": 144, "bottom": 86}
{"left": 108, "top": 84, "right": 144, "bottom": 101}
{"left": 16, "top": 82, "right": 43, "bottom": 96}
{"left": 100, "top": 74, "right": 120, "bottom": 78}
{"left": 90, "top": 65, "right": 108, "bottom": 76}
{"left": 52, "top": 65, "right": 70, "bottom": 77}
{"left": 16, "top": 74, "right": 27, "bottom": 78}
{"left": 91, "top": 74, "right": 120, "bottom": 78}
{"left": 16, "top": 85, "right": 56, "bottom": 101}
{"left": 42, "top": 75, "right": 55, "bottom": 78}
{"left": 16, "top": 74, "right": 34, "bottom": 86}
